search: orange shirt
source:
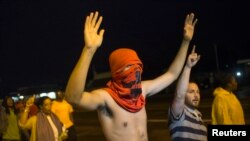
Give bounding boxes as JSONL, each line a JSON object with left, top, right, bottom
{"left": 51, "top": 100, "right": 74, "bottom": 128}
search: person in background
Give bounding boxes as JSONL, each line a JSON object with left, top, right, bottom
{"left": 19, "top": 96, "right": 39, "bottom": 141}
{"left": 1, "top": 96, "right": 21, "bottom": 141}
{"left": 14, "top": 97, "right": 37, "bottom": 141}
{"left": 168, "top": 46, "right": 207, "bottom": 141}
{"left": 19, "top": 96, "right": 68, "bottom": 141}
{"left": 211, "top": 73, "right": 245, "bottom": 124}
{"left": 25, "top": 95, "right": 39, "bottom": 118}
{"left": 52, "top": 90, "right": 77, "bottom": 141}
{"left": 65, "top": 11, "right": 197, "bottom": 141}
{"left": 0, "top": 101, "right": 8, "bottom": 141}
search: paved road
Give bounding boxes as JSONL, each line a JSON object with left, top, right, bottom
{"left": 73, "top": 92, "right": 250, "bottom": 141}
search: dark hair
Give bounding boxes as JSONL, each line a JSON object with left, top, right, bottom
{"left": 189, "top": 78, "right": 199, "bottom": 87}
{"left": 36, "top": 96, "right": 51, "bottom": 108}
{"left": 189, "top": 80, "right": 197, "bottom": 84}
{"left": 2, "top": 96, "right": 18, "bottom": 115}
{"left": 217, "top": 73, "right": 235, "bottom": 89}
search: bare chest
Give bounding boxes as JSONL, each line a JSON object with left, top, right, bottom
{"left": 97, "top": 97, "right": 148, "bottom": 141}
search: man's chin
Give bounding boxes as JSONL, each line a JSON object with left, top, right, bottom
{"left": 194, "top": 104, "right": 199, "bottom": 108}
{"left": 191, "top": 102, "right": 199, "bottom": 107}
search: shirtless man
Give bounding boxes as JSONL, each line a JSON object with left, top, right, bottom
{"left": 65, "top": 11, "right": 197, "bottom": 141}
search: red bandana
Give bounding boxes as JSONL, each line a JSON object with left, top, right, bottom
{"left": 104, "top": 48, "right": 145, "bottom": 113}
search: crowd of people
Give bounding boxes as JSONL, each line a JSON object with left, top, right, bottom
{"left": 0, "top": 11, "right": 247, "bottom": 141}
{"left": 0, "top": 90, "right": 76, "bottom": 141}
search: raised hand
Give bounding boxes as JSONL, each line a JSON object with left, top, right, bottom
{"left": 84, "top": 11, "right": 105, "bottom": 51}
{"left": 183, "top": 13, "right": 198, "bottom": 41}
{"left": 26, "top": 95, "right": 35, "bottom": 107}
{"left": 186, "top": 45, "right": 200, "bottom": 68}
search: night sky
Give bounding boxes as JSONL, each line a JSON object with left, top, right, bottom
{"left": 0, "top": 0, "right": 249, "bottom": 94}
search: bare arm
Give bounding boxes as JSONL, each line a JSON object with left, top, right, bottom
{"left": 19, "top": 96, "right": 34, "bottom": 124}
{"left": 65, "top": 11, "right": 105, "bottom": 110}
{"left": 143, "top": 13, "right": 198, "bottom": 97}
{"left": 171, "top": 45, "right": 200, "bottom": 117}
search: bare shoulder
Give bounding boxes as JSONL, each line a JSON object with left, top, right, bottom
{"left": 76, "top": 89, "right": 112, "bottom": 110}
{"left": 89, "top": 88, "right": 113, "bottom": 103}
{"left": 90, "top": 88, "right": 109, "bottom": 97}
{"left": 91, "top": 88, "right": 120, "bottom": 106}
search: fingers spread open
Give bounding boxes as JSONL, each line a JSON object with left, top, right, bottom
{"left": 185, "top": 13, "right": 198, "bottom": 26}
{"left": 85, "top": 16, "right": 90, "bottom": 31}
{"left": 91, "top": 11, "right": 99, "bottom": 28}
{"left": 94, "top": 16, "right": 103, "bottom": 32}
{"left": 193, "top": 18, "right": 198, "bottom": 26}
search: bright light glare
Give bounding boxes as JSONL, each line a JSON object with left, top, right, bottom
{"left": 40, "top": 93, "right": 47, "bottom": 97}
{"left": 19, "top": 95, "right": 24, "bottom": 99}
{"left": 236, "top": 71, "right": 241, "bottom": 77}
{"left": 47, "top": 92, "right": 56, "bottom": 99}
{"left": 39, "top": 92, "right": 56, "bottom": 99}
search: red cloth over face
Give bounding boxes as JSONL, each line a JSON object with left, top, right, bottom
{"left": 104, "top": 48, "right": 145, "bottom": 113}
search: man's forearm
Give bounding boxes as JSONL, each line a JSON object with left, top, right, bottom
{"left": 176, "top": 65, "right": 191, "bottom": 99}
{"left": 65, "top": 46, "right": 95, "bottom": 104}
{"left": 167, "top": 40, "right": 190, "bottom": 78}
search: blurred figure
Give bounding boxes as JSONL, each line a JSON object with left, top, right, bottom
{"left": 168, "top": 46, "right": 207, "bottom": 141}
{"left": 19, "top": 96, "right": 39, "bottom": 141}
{"left": 211, "top": 73, "right": 245, "bottom": 124}
{"left": 0, "top": 102, "right": 8, "bottom": 141}
{"left": 52, "top": 90, "right": 77, "bottom": 141}
{"left": 19, "top": 96, "right": 68, "bottom": 141}
{"left": 25, "top": 95, "right": 38, "bottom": 118}
{"left": 15, "top": 99, "right": 29, "bottom": 141}
{"left": 15, "top": 99, "right": 25, "bottom": 114}
{"left": 2, "top": 96, "right": 21, "bottom": 141}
